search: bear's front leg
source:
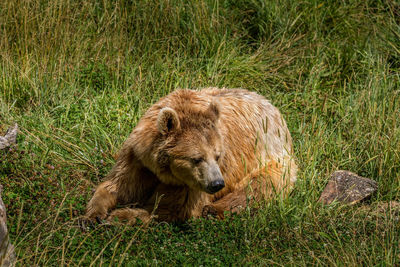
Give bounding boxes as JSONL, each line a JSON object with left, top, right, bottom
{"left": 103, "top": 183, "right": 188, "bottom": 225}
{"left": 202, "top": 190, "right": 247, "bottom": 219}
{"left": 203, "top": 161, "right": 292, "bottom": 219}
{"left": 85, "top": 145, "right": 160, "bottom": 222}
{"left": 86, "top": 180, "right": 118, "bottom": 220}
{"left": 107, "top": 208, "right": 152, "bottom": 225}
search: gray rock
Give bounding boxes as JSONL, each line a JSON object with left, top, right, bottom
{"left": 0, "top": 185, "right": 15, "bottom": 267}
{"left": 0, "top": 124, "right": 17, "bottom": 266}
{"left": 0, "top": 124, "right": 18, "bottom": 150}
{"left": 319, "top": 170, "right": 378, "bottom": 205}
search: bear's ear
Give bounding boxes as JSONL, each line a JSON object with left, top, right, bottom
{"left": 157, "top": 107, "right": 180, "bottom": 135}
{"left": 207, "top": 100, "right": 220, "bottom": 121}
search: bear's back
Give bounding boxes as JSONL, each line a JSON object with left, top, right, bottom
{"left": 201, "top": 88, "right": 293, "bottom": 159}
{"left": 202, "top": 88, "right": 296, "bottom": 187}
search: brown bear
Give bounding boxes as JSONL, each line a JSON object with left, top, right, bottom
{"left": 86, "top": 88, "right": 297, "bottom": 224}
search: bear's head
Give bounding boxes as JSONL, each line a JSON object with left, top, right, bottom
{"left": 156, "top": 101, "right": 225, "bottom": 194}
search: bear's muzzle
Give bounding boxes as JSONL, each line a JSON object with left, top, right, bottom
{"left": 205, "top": 162, "right": 225, "bottom": 194}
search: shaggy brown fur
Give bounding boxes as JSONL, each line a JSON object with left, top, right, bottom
{"left": 86, "top": 88, "right": 297, "bottom": 224}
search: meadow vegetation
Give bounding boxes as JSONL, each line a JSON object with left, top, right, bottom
{"left": 0, "top": 0, "right": 399, "bottom": 265}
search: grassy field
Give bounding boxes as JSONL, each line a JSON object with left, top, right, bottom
{"left": 0, "top": 0, "right": 399, "bottom": 265}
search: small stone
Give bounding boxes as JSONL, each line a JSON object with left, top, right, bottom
{"left": 0, "top": 185, "right": 16, "bottom": 267}
{"left": 0, "top": 124, "right": 18, "bottom": 150}
{"left": 365, "top": 201, "right": 400, "bottom": 215}
{"left": 357, "top": 201, "right": 400, "bottom": 222}
{"left": 374, "top": 201, "right": 400, "bottom": 212}
{"left": 319, "top": 170, "right": 378, "bottom": 205}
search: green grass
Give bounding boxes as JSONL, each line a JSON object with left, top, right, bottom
{"left": 1, "top": 0, "right": 399, "bottom": 265}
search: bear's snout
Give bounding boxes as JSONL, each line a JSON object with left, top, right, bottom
{"left": 205, "top": 163, "right": 225, "bottom": 194}
{"left": 207, "top": 179, "right": 225, "bottom": 194}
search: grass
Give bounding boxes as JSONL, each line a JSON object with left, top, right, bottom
{"left": 0, "top": 0, "right": 399, "bottom": 265}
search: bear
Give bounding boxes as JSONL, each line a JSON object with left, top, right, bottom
{"left": 86, "top": 88, "right": 297, "bottom": 224}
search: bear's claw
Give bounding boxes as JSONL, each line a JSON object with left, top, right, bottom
{"left": 202, "top": 205, "right": 223, "bottom": 218}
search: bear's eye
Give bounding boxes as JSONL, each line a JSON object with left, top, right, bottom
{"left": 192, "top": 157, "right": 204, "bottom": 165}
{"left": 215, "top": 154, "right": 221, "bottom": 161}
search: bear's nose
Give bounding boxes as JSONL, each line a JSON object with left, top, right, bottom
{"left": 207, "top": 179, "right": 225, "bottom": 194}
